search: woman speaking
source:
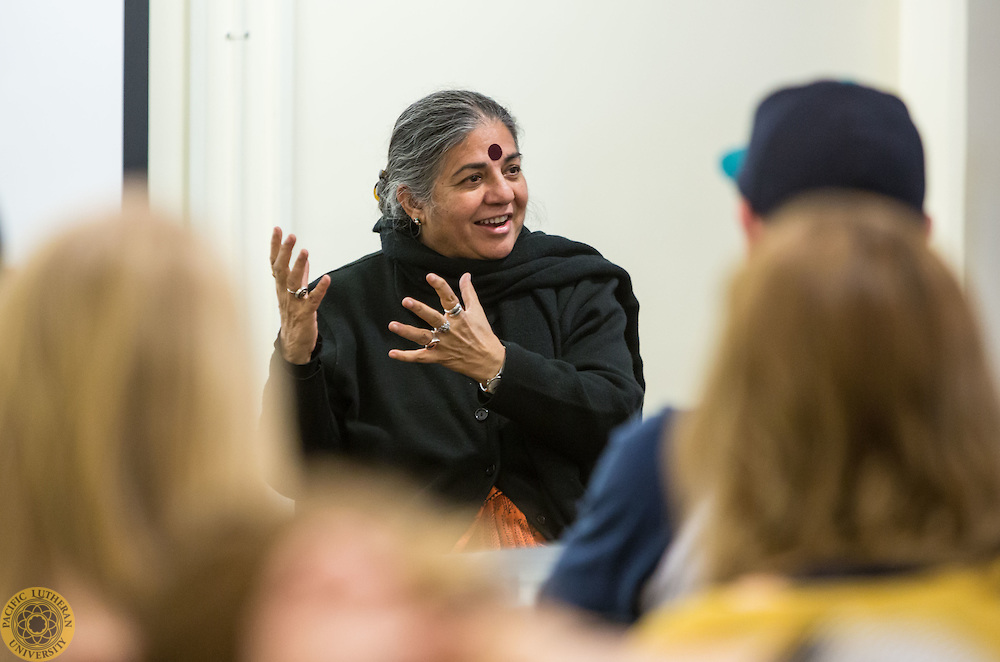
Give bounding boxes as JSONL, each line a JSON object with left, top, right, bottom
{"left": 266, "top": 90, "right": 643, "bottom": 548}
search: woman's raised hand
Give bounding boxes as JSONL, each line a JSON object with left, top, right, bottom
{"left": 388, "top": 273, "right": 505, "bottom": 385}
{"left": 270, "top": 227, "right": 331, "bottom": 364}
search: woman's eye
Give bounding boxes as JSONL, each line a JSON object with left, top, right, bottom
{"left": 506, "top": 165, "right": 521, "bottom": 176}
{"left": 465, "top": 174, "right": 482, "bottom": 184}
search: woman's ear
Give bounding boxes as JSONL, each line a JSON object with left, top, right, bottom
{"left": 397, "top": 187, "right": 423, "bottom": 220}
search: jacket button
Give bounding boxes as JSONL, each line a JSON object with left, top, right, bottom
{"left": 485, "top": 464, "right": 496, "bottom": 476}
{"left": 535, "top": 514, "right": 547, "bottom": 526}
{"left": 474, "top": 408, "right": 489, "bottom": 421}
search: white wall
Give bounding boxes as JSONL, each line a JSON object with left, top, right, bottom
{"left": 152, "top": 0, "right": 996, "bottom": 411}
{"left": 285, "top": 0, "right": 901, "bottom": 411}
{"left": 964, "top": 0, "right": 1000, "bottom": 377}
{"left": 0, "top": 0, "right": 124, "bottom": 263}
{"left": 899, "top": 0, "right": 968, "bottom": 273}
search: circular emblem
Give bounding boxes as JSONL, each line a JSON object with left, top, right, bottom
{"left": 1, "top": 588, "right": 74, "bottom": 660}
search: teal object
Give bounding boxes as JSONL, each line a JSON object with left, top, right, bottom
{"left": 720, "top": 147, "right": 746, "bottom": 180}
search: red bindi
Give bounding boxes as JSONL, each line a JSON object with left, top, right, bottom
{"left": 488, "top": 143, "right": 502, "bottom": 161}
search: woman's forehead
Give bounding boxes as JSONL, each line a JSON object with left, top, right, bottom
{"left": 448, "top": 121, "right": 517, "bottom": 161}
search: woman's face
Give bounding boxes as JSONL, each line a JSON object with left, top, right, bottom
{"left": 417, "top": 121, "right": 527, "bottom": 260}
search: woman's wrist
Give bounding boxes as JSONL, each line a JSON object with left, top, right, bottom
{"left": 479, "top": 345, "right": 506, "bottom": 394}
{"left": 279, "top": 330, "right": 318, "bottom": 365}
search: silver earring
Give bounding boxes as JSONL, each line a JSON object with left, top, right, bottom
{"left": 407, "top": 216, "right": 422, "bottom": 238}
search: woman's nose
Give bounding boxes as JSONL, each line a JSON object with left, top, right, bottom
{"left": 484, "top": 173, "right": 515, "bottom": 205}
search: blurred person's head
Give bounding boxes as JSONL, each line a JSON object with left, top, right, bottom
{"left": 0, "top": 202, "right": 293, "bottom": 607}
{"left": 143, "top": 466, "right": 492, "bottom": 662}
{"left": 146, "top": 467, "right": 651, "bottom": 662}
{"left": 673, "top": 191, "right": 1000, "bottom": 583}
{"left": 722, "top": 80, "right": 929, "bottom": 245}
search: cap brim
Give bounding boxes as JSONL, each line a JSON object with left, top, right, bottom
{"left": 720, "top": 147, "right": 746, "bottom": 180}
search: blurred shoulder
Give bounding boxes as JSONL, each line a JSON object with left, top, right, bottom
{"left": 633, "top": 561, "right": 1000, "bottom": 662}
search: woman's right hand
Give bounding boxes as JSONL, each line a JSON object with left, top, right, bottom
{"left": 270, "top": 227, "right": 331, "bottom": 364}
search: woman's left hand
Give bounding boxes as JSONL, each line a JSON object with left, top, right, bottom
{"left": 388, "top": 273, "right": 505, "bottom": 386}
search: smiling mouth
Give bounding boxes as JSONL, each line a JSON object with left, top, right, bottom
{"left": 475, "top": 214, "right": 510, "bottom": 226}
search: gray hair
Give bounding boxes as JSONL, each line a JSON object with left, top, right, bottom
{"left": 376, "top": 90, "right": 519, "bottom": 227}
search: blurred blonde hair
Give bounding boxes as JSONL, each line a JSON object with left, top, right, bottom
{"left": 673, "top": 191, "right": 1000, "bottom": 583}
{"left": 0, "top": 200, "right": 294, "bottom": 603}
{"left": 143, "top": 463, "right": 493, "bottom": 662}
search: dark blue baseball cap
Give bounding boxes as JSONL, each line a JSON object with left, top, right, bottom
{"left": 722, "top": 80, "right": 926, "bottom": 216}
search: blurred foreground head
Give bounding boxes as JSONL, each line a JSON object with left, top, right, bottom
{"left": 736, "top": 80, "right": 926, "bottom": 217}
{"left": 0, "top": 201, "right": 292, "bottom": 602}
{"left": 675, "top": 191, "right": 1000, "bottom": 583}
{"left": 143, "top": 467, "right": 500, "bottom": 662}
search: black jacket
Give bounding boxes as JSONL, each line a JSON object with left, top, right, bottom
{"left": 267, "top": 220, "right": 644, "bottom": 539}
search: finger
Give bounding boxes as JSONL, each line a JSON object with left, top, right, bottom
{"left": 273, "top": 233, "right": 298, "bottom": 284}
{"left": 308, "top": 274, "right": 331, "bottom": 307}
{"left": 401, "top": 297, "right": 445, "bottom": 328}
{"left": 426, "top": 273, "right": 461, "bottom": 311}
{"left": 303, "top": 258, "right": 311, "bottom": 289}
{"left": 388, "top": 321, "right": 437, "bottom": 347}
{"left": 458, "top": 273, "right": 481, "bottom": 310}
{"left": 288, "top": 248, "right": 309, "bottom": 291}
{"left": 387, "top": 348, "right": 435, "bottom": 364}
{"left": 269, "top": 227, "right": 283, "bottom": 266}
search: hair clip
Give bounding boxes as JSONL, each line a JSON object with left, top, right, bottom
{"left": 374, "top": 169, "right": 389, "bottom": 202}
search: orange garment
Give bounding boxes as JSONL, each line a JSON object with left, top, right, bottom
{"left": 454, "top": 487, "right": 546, "bottom": 551}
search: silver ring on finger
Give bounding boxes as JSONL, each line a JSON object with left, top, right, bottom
{"left": 424, "top": 334, "right": 441, "bottom": 350}
{"left": 435, "top": 320, "right": 450, "bottom": 334}
{"left": 445, "top": 303, "right": 463, "bottom": 316}
{"left": 287, "top": 287, "right": 309, "bottom": 299}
